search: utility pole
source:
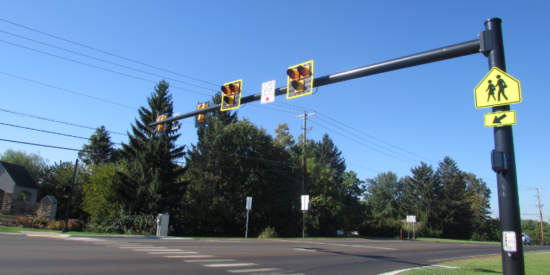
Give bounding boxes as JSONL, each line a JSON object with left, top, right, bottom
{"left": 297, "top": 110, "right": 315, "bottom": 239}
{"left": 532, "top": 188, "right": 546, "bottom": 245}
{"left": 296, "top": 111, "right": 315, "bottom": 192}
{"left": 62, "top": 159, "right": 79, "bottom": 233}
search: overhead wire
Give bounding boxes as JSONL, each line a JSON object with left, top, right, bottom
{"left": 0, "top": 71, "right": 138, "bottom": 110}
{"left": 308, "top": 119, "right": 417, "bottom": 166}
{"left": 0, "top": 30, "right": 218, "bottom": 92}
{"left": 316, "top": 111, "right": 437, "bottom": 164}
{"left": 0, "top": 18, "right": 220, "bottom": 87}
{"left": 0, "top": 107, "right": 125, "bottom": 136}
{"left": 0, "top": 39, "right": 212, "bottom": 97}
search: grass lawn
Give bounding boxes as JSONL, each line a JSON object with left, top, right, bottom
{"left": 411, "top": 237, "right": 500, "bottom": 245}
{"left": 0, "top": 225, "right": 133, "bottom": 236}
{"left": 402, "top": 251, "right": 550, "bottom": 274}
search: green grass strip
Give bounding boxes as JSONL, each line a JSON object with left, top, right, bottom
{"left": 402, "top": 251, "right": 550, "bottom": 274}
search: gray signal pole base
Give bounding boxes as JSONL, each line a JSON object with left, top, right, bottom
{"left": 485, "top": 18, "right": 525, "bottom": 275}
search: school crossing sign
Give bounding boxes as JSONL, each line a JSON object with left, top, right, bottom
{"left": 474, "top": 67, "right": 522, "bottom": 109}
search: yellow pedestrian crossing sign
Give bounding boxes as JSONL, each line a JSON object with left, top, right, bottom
{"left": 474, "top": 67, "right": 522, "bottom": 109}
{"left": 484, "top": 110, "right": 516, "bottom": 127}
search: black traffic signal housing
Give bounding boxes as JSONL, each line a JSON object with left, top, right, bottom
{"left": 155, "top": 114, "right": 168, "bottom": 135}
{"left": 287, "top": 60, "right": 314, "bottom": 99}
{"left": 195, "top": 102, "right": 209, "bottom": 127}
{"left": 61, "top": 185, "right": 72, "bottom": 193}
{"left": 221, "top": 79, "right": 243, "bottom": 111}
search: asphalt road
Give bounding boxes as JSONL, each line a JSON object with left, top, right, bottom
{"left": 1, "top": 233, "right": 548, "bottom": 275}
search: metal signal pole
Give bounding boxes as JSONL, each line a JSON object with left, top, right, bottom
{"left": 532, "top": 188, "right": 546, "bottom": 245}
{"left": 485, "top": 18, "right": 525, "bottom": 275}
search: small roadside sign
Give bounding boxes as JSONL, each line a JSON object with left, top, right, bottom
{"left": 503, "top": 231, "right": 517, "bottom": 252}
{"left": 301, "top": 195, "right": 309, "bottom": 211}
{"left": 261, "top": 80, "right": 276, "bottom": 104}
{"left": 484, "top": 110, "right": 516, "bottom": 127}
{"left": 172, "top": 113, "right": 180, "bottom": 130}
{"left": 474, "top": 67, "right": 522, "bottom": 109}
{"left": 406, "top": 215, "right": 416, "bottom": 223}
{"left": 246, "top": 197, "right": 252, "bottom": 210}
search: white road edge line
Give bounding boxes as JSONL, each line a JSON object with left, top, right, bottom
{"left": 378, "top": 265, "right": 457, "bottom": 275}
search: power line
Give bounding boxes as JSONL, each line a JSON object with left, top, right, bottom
{"left": 0, "top": 71, "right": 138, "bottom": 110}
{"left": 312, "top": 116, "right": 420, "bottom": 163}
{"left": 308, "top": 119, "right": 417, "bottom": 166}
{"left": 0, "top": 18, "right": 220, "bottom": 87}
{"left": 316, "top": 112, "right": 437, "bottom": 163}
{"left": 0, "top": 39, "right": 212, "bottom": 97}
{"left": 0, "top": 30, "right": 218, "bottom": 92}
{"left": 0, "top": 107, "right": 125, "bottom": 136}
{"left": 0, "top": 122, "right": 89, "bottom": 140}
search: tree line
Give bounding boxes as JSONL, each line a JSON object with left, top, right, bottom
{"left": 1, "top": 80, "right": 504, "bottom": 240}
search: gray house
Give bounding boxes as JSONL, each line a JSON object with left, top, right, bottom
{"left": 0, "top": 161, "right": 39, "bottom": 214}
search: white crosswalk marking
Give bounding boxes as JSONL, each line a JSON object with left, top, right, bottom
{"left": 183, "top": 259, "right": 236, "bottom": 262}
{"left": 227, "top": 268, "right": 281, "bottom": 273}
{"left": 147, "top": 252, "right": 198, "bottom": 254}
{"left": 165, "top": 255, "right": 215, "bottom": 258}
{"left": 204, "top": 263, "right": 257, "bottom": 267}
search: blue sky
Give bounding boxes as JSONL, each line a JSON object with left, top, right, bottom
{"left": 1, "top": 1, "right": 548, "bottom": 223}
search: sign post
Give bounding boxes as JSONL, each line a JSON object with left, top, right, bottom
{"left": 245, "top": 197, "right": 252, "bottom": 239}
{"left": 407, "top": 215, "right": 416, "bottom": 240}
{"left": 301, "top": 195, "right": 309, "bottom": 238}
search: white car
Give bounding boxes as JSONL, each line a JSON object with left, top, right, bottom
{"left": 522, "top": 233, "right": 531, "bottom": 246}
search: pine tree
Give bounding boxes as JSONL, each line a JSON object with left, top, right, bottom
{"left": 116, "top": 80, "right": 187, "bottom": 215}
{"left": 313, "top": 134, "right": 346, "bottom": 178}
{"left": 401, "top": 162, "right": 442, "bottom": 237}
{"left": 78, "top": 125, "right": 119, "bottom": 166}
{"left": 435, "top": 156, "right": 471, "bottom": 239}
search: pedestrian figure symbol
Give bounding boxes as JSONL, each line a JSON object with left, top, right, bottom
{"left": 486, "top": 80, "right": 496, "bottom": 102}
{"left": 496, "top": 75, "right": 508, "bottom": 101}
{"left": 474, "top": 67, "right": 521, "bottom": 109}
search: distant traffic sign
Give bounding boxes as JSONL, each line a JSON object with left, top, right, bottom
{"left": 484, "top": 110, "right": 516, "bottom": 127}
{"left": 261, "top": 80, "right": 275, "bottom": 104}
{"left": 474, "top": 67, "right": 521, "bottom": 109}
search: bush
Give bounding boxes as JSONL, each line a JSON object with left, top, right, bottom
{"left": 258, "top": 226, "right": 278, "bottom": 239}
{"left": 13, "top": 216, "right": 48, "bottom": 229}
{"left": 46, "top": 220, "right": 64, "bottom": 230}
{"left": 359, "top": 218, "right": 401, "bottom": 237}
{"left": 85, "top": 211, "right": 156, "bottom": 235}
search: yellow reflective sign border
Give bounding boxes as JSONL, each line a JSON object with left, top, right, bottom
{"left": 474, "top": 67, "right": 522, "bottom": 109}
{"left": 484, "top": 110, "right": 516, "bottom": 128}
{"left": 287, "top": 60, "right": 314, "bottom": 99}
{"left": 221, "top": 79, "right": 243, "bottom": 112}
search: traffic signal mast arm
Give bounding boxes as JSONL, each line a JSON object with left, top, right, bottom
{"left": 149, "top": 39, "right": 480, "bottom": 127}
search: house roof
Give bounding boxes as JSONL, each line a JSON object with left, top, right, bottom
{"left": 0, "top": 161, "right": 39, "bottom": 189}
{"left": 40, "top": 195, "right": 58, "bottom": 204}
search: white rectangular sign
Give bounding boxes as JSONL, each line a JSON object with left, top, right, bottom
{"left": 261, "top": 80, "right": 276, "bottom": 104}
{"left": 406, "top": 215, "right": 416, "bottom": 223}
{"left": 246, "top": 197, "right": 252, "bottom": 210}
{"left": 301, "top": 195, "right": 309, "bottom": 211}
{"left": 503, "top": 231, "right": 517, "bottom": 252}
{"left": 172, "top": 112, "right": 180, "bottom": 130}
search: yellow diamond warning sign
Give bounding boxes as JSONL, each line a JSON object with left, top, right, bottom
{"left": 484, "top": 110, "right": 516, "bottom": 128}
{"left": 474, "top": 67, "right": 522, "bottom": 109}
